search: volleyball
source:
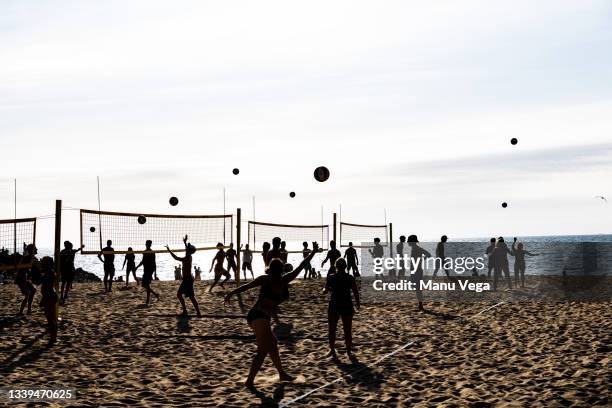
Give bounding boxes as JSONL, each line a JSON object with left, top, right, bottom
{"left": 314, "top": 166, "right": 330, "bottom": 182}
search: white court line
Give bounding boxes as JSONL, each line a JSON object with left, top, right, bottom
{"left": 279, "top": 301, "right": 506, "bottom": 407}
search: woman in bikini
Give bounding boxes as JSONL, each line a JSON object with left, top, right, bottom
{"left": 224, "top": 241, "right": 319, "bottom": 387}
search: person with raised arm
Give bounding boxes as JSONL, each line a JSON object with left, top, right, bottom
{"left": 166, "top": 235, "right": 202, "bottom": 317}
{"left": 511, "top": 237, "right": 539, "bottom": 288}
{"left": 59, "top": 241, "right": 84, "bottom": 305}
{"left": 224, "top": 242, "right": 320, "bottom": 388}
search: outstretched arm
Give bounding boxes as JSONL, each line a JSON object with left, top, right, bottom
{"left": 285, "top": 243, "right": 320, "bottom": 283}
{"left": 525, "top": 251, "right": 539, "bottom": 256}
{"left": 321, "top": 250, "right": 330, "bottom": 267}
{"left": 166, "top": 245, "right": 183, "bottom": 262}
{"left": 224, "top": 276, "right": 265, "bottom": 303}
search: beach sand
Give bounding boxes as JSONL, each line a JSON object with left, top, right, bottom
{"left": 1, "top": 276, "right": 610, "bottom": 407}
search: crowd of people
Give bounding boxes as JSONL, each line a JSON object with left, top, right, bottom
{"left": 5, "top": 234, "right": 537, "bottom": 384}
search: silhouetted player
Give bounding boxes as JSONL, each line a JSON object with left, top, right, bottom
{"left": 241, "top": 244, "right": 254, "bottom": 280}
{"left": 135, "top": 240, "right": 159, "bottom": 305}
{"left": 262, "top": 242, "right": 271, "bottom": 268}
{"left": 265, "top": 237, "right": 283, "bottom": 265}
{"left": 226, "top": 243, "right": 238, "bottom": 278}
{"left": 511, "top": 238, "right": 539, "bottom": 288}
{"left": 302, "top": 242, "right": 314, "bottom": 279}
{"left": 16, "top": 244, "right": 39, "bottom": 314}
{"left": 280, "top": 241, "right": 288, "bottom": 264}
{"left": 321, "top": 240, "right": 341, "bottom": 275}
{"left": 396, "top": 235, "right": 406, "bottom": 277}
{"left": 224, "top": 242, "right": 319, "bottom": 387}
{"left": 491, "top": 237, "right": 513, "bottom": 291}
{"left": 343, "top": 242, "right": 360, "bottom": 277}
{"left": 369, "top": 238, "right": 384, "bottom": 278}
{"left": 97, "top": 240, "right": 115, "bottom": 292}
{"left": 485, "top": 238, "right": 496, "bottom": 278}
{"left": 432, "top": 235, "right": 451, "bottom": 279}
{"left": 122, "top": 247, "right": 138, "bottom": 286}
{"left": 39, "top": 256, "right": 58, "bottom": 345}
{"left": 167, "top": 235, "right": 202, "bottom": 317}
{"left": 209, "top": 243, "right": 230, "bottom": 292}
{"left": 40, "top": 256, "right": 58, "bottom": 344}
{"left": 60, "top": 241, "right": 84, "bottom": 304}
{"left": 408, "top": 235, "right": 430, "bottom": 311}
{"left": 323, "top": 258, "right": 360, "bottom": 360}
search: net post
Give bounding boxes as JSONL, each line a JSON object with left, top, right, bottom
{"left": 236, "top": 208, "right": 241, "bottom": 285}
{"left": 54, "top": 200, "right": 62, "bottom": 323}
{"left": 389, "top": 222, "right": 393, "bottom": 257}
{"left": 333, "top": 213, "right": 337, "bottom": 243}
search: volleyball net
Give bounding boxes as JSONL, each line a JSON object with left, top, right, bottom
{"left": 339, "top": 221, "right": 389, "bottom": 248}
{"left": 248, "top": 220, "right": 329, "bottom": 252}
{"left": 0, "top": 217, "right": 37, "bottom": 254}
{"left": 80, "top": 209, "right": 233, "bottom": 254}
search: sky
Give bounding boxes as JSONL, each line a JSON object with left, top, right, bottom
{"left": 1, "top": 0, "right": 612, "bottom": 247}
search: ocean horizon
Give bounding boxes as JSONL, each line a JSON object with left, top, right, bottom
{"left": 27, "top": 234, "right": 612, "bottom": 281}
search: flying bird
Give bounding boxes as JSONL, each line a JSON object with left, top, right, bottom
{"left": 594, "top": 195, "right": 608, "bottom": 203}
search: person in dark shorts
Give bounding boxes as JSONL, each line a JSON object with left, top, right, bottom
{"left": 122, "top": 247, "right": 138, "bottom": 286}
{"left": 135, "top": 240, "right": 159, "bottom": 305}
{"left": 323, "top": 258, "right": 360, "bottom": 360}
{"left": 209, "top": 243, "right": 230, "bottom": 292}
{"left": 224, "top": 242, "right": 319, "bottom": 388}
{"left": 485, "top": 238, "right": 496, "bottom": 278}
{"left": 265, "top": 237, "right": 283, "bottom": 266}
{"left": 226, "top": 243, "right": 238, "bottom": 278}
{"left": 279, "top": 241, "right": 288, "bottom": 264}
{"left": 302, "top": 242, "right": 314, "bottom": 279}
{"left": 511, "top": 237, "right": 539, "bottom": 288}
{"left": 241, "top": 244, "right": 254, "bottom": 280}
{"left": 369, "top": 237, "right": 384, "bottom": 279}
{"left": 408, "top": 234, "right": 431, "bottom": 311}
{"left": 433, "top": 235, "right": 451, "bottom": 279}
{"left": 60, "top": 241, "right": 84, "bottom": 305}
{"left": 343, "top": 242, "right": 360, "bottom": 277}
{"left": 490, "top": 237, "right": 513, "bottom": 291}
{"left": 39, "top": 256, "right": 58, "bottom": 345}
{"left": 16, "top": 244, "right": 39, "bottom": 315}
{"left": 97, "top": 240, "right": 115, "bottom": 293}
{"left": 261, "top": 242, "right": 271, "bottom": 269}
{"left": 396, "top": 235, "right": 406, "bottom": 277}
{"left": 321, "top": 240, "right": 341, "bottom": 275}
{"left": 167, "top": 235, "right": 202, "bottom": 317}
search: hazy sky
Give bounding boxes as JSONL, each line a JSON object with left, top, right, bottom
{"left": 2, "top": 0, "right": 612, "bottom": 247}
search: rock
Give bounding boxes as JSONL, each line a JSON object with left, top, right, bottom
{"left": 74, "top": 267, "right": 102, "bottom": 282}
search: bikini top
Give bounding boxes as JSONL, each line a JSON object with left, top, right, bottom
{"left": 258, "top": 276, "right": 289, "bottom": 304}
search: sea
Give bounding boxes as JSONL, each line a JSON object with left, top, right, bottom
{"left": 30, "top": 234, "right": 612, "bottom": 281}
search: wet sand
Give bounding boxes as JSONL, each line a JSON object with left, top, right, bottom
{"left": 0, "top": 276, "right": 610, "bottom": 407}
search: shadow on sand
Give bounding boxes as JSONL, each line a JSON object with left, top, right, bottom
{"left": 1, "top": 333, "right": 50, "bottom": 374}
{"left": 248, "top": 383, "right": 285, "bottom": 407}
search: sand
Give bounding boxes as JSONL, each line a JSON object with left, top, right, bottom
{"left": 0, "top": 276, "right": 610, "bottom": 407}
